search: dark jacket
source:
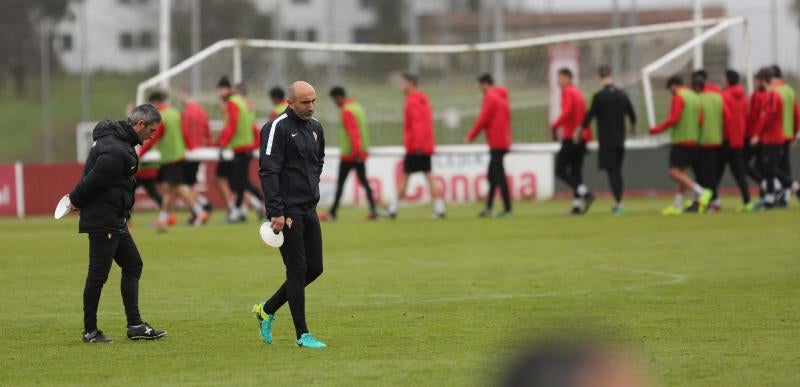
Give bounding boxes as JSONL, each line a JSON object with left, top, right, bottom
{"left": 259, "top": 107, "right": 325, "bottom": 218}
{"left": 582, "top": 84, "right": 636, "bottom": 147}
{"left": 70, "top": 120, "right": 141, "bottom": 234}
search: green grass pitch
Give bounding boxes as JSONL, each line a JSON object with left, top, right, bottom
{"left": 1, "top": 198, "right": 798, "bottom": 386}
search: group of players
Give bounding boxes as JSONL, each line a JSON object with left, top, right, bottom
{"left": 135, "top": 77, "right": 274, "bottom": 230}
{"left": 649, "top": 65, "right": 800, "bottom": 214}
{"left": 137, "top": 64, "right": 800, "bottom": 225}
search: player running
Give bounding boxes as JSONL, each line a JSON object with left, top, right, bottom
{"left": 551, "top": 68, "right": 594, "bottom": 215}
{"left": 719, "top": 69, "right": 754, "bottom": 211}
{"left": 178, "top": 90, "right": 214, "bottom": 223}
{"left": 320, "top": 86, "right": 378, "bottom": 221}
{"left": 581, "top": 65, "right": 636, "bottom": 215}
{"left": 767, "top": 65, "right": 800, "bottom": 206}
{"left": 139, "top": 90, "right": 208, "bottom": 230}
{"left": 216, "top": 77, "right": 264, "bottom": 222}
{"left": 254, "top": 81, "right": 328, "bottom": 349}
{"left": 744, "top": 71, "right": 769, "bottom": 200}
{"left": 387, "top": 73, "right": 446, "bottom": 219}
{"left": 465, "top": 73, "right": 512, "bottom": 218}
{"left": 649, "top": 75, "right": 713, "bottom": 215}
{"left": 752, "top": 67, "right": 800, "bottom": 209}
{"left": 690, "top": 71, "right": 725, "bottom": 212}
{"left": 268, "top": 86, "right": 289, "bottom": 120}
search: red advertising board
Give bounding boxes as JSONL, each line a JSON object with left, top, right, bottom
{"left": 0, "top": 164, "right": 19, "bottom": 216}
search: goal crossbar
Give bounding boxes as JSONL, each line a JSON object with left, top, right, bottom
{"left": 136, "top": 17, "right": 736, "bottom": 104}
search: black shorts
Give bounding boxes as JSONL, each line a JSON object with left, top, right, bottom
{"left": 183, "top": 161, "right": 200, "bottom": 185}
{"left": 598, "top": 146, "right": 624, "bottom": 171}
{"left": 403, "top": 154, "right": 432, "bottom": 174}
{"left": 158, "top": 162, "right": 185, "bottom": 185}
{"left": 216, "top": 161, "right": 234, "bottom": 178}
{"left": 669, "top": 145, "right": 697, "bottom": 168}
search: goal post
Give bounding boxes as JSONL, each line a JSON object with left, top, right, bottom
{"left": 133, "top": 17, "right": 743, "bottom": 150}
{"left": 641, "top": 16, "right": 751, "bottom": 130}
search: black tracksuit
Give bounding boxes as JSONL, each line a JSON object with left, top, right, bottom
{"left": 259, "top": 108, "right": 325, "bottom": 339}
{"left": 581, "top": 84, "right": 636, "bottom": 203}
{"left": 69, "top": 120, "right": 145, "bottom": 333}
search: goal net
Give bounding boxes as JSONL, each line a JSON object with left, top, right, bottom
{"left": 133, "top": 17, "right": 748, "bottom": 151}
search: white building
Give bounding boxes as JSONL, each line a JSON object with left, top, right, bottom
{"left": 254, "top": 0, "right": 376, "bottom": 44}
{"left": 53, "top": 0, "right": 160, "bottom": 74}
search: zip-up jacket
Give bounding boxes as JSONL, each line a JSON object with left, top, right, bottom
{"left": 259, "top": 107, "right": 325, "bottom": 218}
{"left": 466, "top": 86, "right": 512, "bottom": 151}
{"left": 746, "top": 90, "right": 768, "bottom": 139}
{"left": 70, "top": 120, "right": 143, "bottom": 234}
{"left": 404, "top": 90, "right": 436, "bottom": 155}
{"left": 581, "top": 83, "right": 636, "bottom": 148}
{"left": 722, "top": 84, "right": 748, "bottom": 149}
{"left": 551, "top": 84, "right": 592, "bottom": 142}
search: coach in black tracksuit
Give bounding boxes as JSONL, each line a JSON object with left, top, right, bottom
{"left": 68, "top": 104, "right": 166, "bottom": 343}
{"left": 259, "top": 81, "right": 326, "bottom": 342}
{"left": 581, "top": 66, "right": 636, "bottom": 213}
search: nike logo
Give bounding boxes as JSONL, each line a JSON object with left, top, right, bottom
{"left": 291, "top": 133, "right": 298, "bottom": 137}
{"left": 130, "top": 166, "right": 136, "bottom": 170}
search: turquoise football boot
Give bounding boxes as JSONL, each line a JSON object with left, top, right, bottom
{"left": 252, "top": 303, "right": 275, "bottom": 344}
{"left": 296, "top": 333, "right": 327, "bottom": 349}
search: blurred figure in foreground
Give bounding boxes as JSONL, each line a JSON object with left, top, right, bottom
{"left": 500, "top": 339, "right": 650, "bottom": 387}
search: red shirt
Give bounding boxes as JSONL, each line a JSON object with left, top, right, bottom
{"left": 466, "top": 86, "right": 512, "bottom": 151}
{"left": 722, "top": 84, "right": 748, "bottom": 149}
{"left": 403, "top": 90, "right": 435, "bottom": 156}
{"left": 746, "top": 90, "right": 768, "bottom": 139}
{"left": 341, "top": 99, "right": 367, "bottom": 161}
{"left": 649, "top": 87, "right": 700, "bottom": 146}
{"left": 551, "top": 84, "right": 592, "bottom": 142}
{"left": 757, "top": 83, "right": 800, "bottom": 145}
{"left": 217, "top": 97, "right": 254, "bottom": 154}
{"left": 138, "top": 102, "right": 171, "bottom": 156}
{"left": 181, "top": 102, "right": 212, "bottom": 150}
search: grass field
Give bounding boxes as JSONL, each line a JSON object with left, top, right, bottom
{"left": 1, "top": 198, "right": 798, "bottom": 386}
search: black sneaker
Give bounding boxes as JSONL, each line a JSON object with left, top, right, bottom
{"left": 567, "top": 207, "right": 583, "bottom": 216}
{"left": 127, "top": 322, "right": 167, "bottom": 340}
{"left": 582, "top": 192, "right": 595, "bottom": 214}
{"left": 83, "top": 330, "right": 113, "bottom": 343}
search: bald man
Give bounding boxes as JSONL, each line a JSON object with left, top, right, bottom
{"left": 254, "top": 81, "right": 328, "bottom": 349}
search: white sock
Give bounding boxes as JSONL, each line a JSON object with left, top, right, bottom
{"left": 388, "top": 200, "right": 399, "bottom": 214}
{"left": 434, "top": 198, "right": 446, "bottom": 214}
{"left": 761, "top": 180, "right": 767, "bottom": 191}
{"left": 577, "top": 184, "right": 589, "bottom": 196}
{"left": 765, "top": 193, "right": 775, "bottom": 204}
{"left": 196, "top": 195, "right": 209, "bottom": 206}
{"left": 792, "top": 181, "right": 800, "bottom": 193}
{"left": 615, "top": 202, "right": 623, "bottom": 209}
{"left": 248, "top": 195, "right": 264, "bottom": 210}
{"left": 673, "top": 194, "right": 684, "bottom": 208}
{"left": 692, "top": 183, "right": 705, "bottom": 196}
{"left": 572, "top": 198, "right": 582, "bottom": 208}
{"left": 774, "top": 179, "right": 783, "bottom": 190}
{"left": 240, "top": 206, "right": 250, "bottom": 217}
{"left": 158, "top": 211, "right": 168, "bottom": 222}
{"left": 192, "top": 203, "right": 204, "bottom": 215}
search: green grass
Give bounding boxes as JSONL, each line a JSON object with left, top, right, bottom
{"left": 1, "top": 198, "right": 798, "bottom": 386}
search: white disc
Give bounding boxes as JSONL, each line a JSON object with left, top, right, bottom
{"left": 54, "top": 195, "right": 71, "bottom": 220}
{"left": 259, "top": 222, "right": 284, "bottom": 248}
